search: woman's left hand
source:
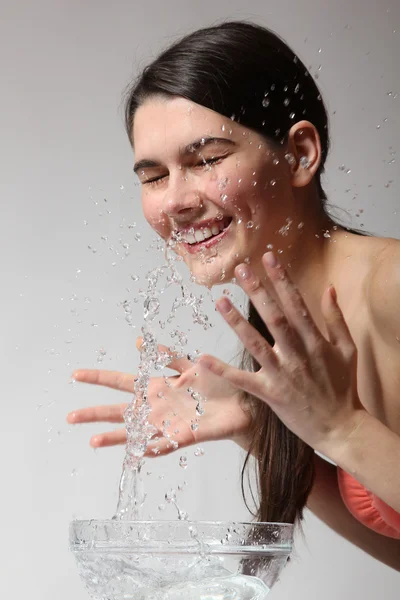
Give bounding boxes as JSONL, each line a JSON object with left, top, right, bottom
{"left": 198, "top": 251, "right": 367, "bottom": 455}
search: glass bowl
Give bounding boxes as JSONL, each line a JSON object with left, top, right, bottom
{"left": 69, "top": 520, "right": 293, "bottom": 600}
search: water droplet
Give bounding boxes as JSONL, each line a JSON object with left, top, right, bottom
{"left": 195, "top": 403, "right": 205, "bottom": 417}
{"left": 272, "top": 158, "right": 280, "bottom": 165}
{"left": 165, "top": 489, "right": 177, "bottom": 503}
{"left": 285, "top": 153, "right": 296, "bottom": 166}
{"left": 299, "top": 156, "right": 310, "bottom": 168}
{"left": 279, "top": 218, "right": 293, "bottom": 237}
{"left": 262, "top": 97, "right": 270, "bottom": 108}
{"left": 218, "top": 177, "right": 229, "bottom": 190}
{"left": 246, "top": 221, "right": 254, "bottom": 228}
{"left": 283, "top": 98, "right": 290, "bottom": 106}
{"left": 194, "top": 447, "right": 205, "bottom": 457}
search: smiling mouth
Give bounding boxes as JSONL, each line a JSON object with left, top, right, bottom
{"left": 179, "top": 217, "right": 233, "bottom": 253}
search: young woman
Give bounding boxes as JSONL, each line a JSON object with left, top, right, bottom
{"left": 67, "top": 21, "right": 400, "bottom": 570}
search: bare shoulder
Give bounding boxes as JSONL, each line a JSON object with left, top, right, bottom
{"left": 362, "top": 235, "right": 400, "bottom": 346}
{"left": 338, "top": 233, "right": 398, "bottom": 298}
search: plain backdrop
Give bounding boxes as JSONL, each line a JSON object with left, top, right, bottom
{"left": 1, "top": 0, "right": 399, "bottom": 598}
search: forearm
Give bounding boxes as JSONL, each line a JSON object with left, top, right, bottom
{"left": 308, "top": 454, "right": 400, "bottom": 572}
{"left": 319, "top": 409, "right": 400, "bottom": 512}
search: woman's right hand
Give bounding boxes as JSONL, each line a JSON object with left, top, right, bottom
{"left": 67, "top": 338, "right": 252, "bottom": 456}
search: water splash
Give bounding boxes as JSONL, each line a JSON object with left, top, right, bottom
{"left": 113, "top": 237, "right": 212, "bottom": 521}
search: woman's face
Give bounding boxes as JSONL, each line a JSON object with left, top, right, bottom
{"left": 132, "top": 96, "right": 297, "bottom": 287}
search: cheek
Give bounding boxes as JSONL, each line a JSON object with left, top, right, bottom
{"left": 142, "top": 195, "right": 169, "bottom": 237}
{"left": 203, "top": 164, "right": 245, "bottom": 210}
{"left": 204, "top": 163, "right": 265, "bottom": 212}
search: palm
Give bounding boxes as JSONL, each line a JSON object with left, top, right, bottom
{"left": 67, "top": 341, "right": 251, "bottom": 456}
{"left": 146, "top": 363, "right": 248, "bottom": 453}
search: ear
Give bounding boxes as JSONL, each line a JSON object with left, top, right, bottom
{"left": 286, "top": 120, "right": 322, "bottom": 188}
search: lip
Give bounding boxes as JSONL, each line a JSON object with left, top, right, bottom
{"left": 181, "top": 218, "right": 233, "bottom": 254}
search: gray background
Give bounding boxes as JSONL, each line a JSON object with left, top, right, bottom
{"left": 1, "top": 0, "right": 399, "bottom": 597}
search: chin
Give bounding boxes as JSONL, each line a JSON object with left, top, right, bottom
{"left": 187, "top": 261, "right": 237, "bottom": 288}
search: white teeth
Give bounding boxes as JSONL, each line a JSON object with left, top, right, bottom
{"left": 181, "top": 218, "right": 230, "bottom": 244}
{"left": 185, "top": 232, "right": 196, "bottom": 244}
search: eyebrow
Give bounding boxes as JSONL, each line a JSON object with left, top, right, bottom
{"left": 133, "top": 136, "right": 237, "bottom": 174}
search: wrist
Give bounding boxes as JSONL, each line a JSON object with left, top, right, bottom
{"left": 316, "top": 408, "right": 369, "bottom": 464}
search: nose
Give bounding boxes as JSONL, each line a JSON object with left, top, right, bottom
{"left": 161, "top": 171, "right": 203, "bottom": 219}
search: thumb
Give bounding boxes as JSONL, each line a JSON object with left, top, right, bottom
{"left": 135, "top": 336, "right": 193, "bottom": 374}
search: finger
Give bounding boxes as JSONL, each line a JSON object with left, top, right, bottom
{"left": 72, "top": 369, "right": 136, "bottom": 393}
{"left": 145, "top": 429, "right": 195, "bottom": 457}
{"left": 321, "top": 286, "right": 357, "bottom": 354}
{"left": 261, "top": 252, "right": 321, "bottom": 347}
{"left": 91, "top": 429, "right": 127, "bottom": 448}
{"left": 234, "top": 262, "right": 305, "bottom": 359}
{"left": 215, "top": 295, "right": 278, "bottom": 370}
{"left": 198, "top": 353, "right": 268, "bottom": 401}
{"left": 136, "top": 337, "right": 193, "bottom": 374}
{"left": 67, "top": 404, "right": 127, "bottom": 424}
{"left": 145, "top": 437, "right": 177, "bottom": 457}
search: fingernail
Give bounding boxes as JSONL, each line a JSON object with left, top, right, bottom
{"left": 199, "top": 356, "right": 213, "bottom": 370}
{"left": 237, "top": 265, "right": 252, "bottom": 280}
{"left": 217, "top": 297, "right": 232, "bottom": 313}
{"left": 264, "top": 251, "right": 279, "bottom": 268}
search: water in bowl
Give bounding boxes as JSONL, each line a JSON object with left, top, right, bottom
{"left": 70, "top": 520, "right": 292, "bottom": 600}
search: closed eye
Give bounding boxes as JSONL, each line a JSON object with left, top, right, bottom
{"left": 141, "top": 156, "right": 225, "bottom": 187}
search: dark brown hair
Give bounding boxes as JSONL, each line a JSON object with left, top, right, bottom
{"left": 123, "top": 20, "right": 370, "bottom": 525}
